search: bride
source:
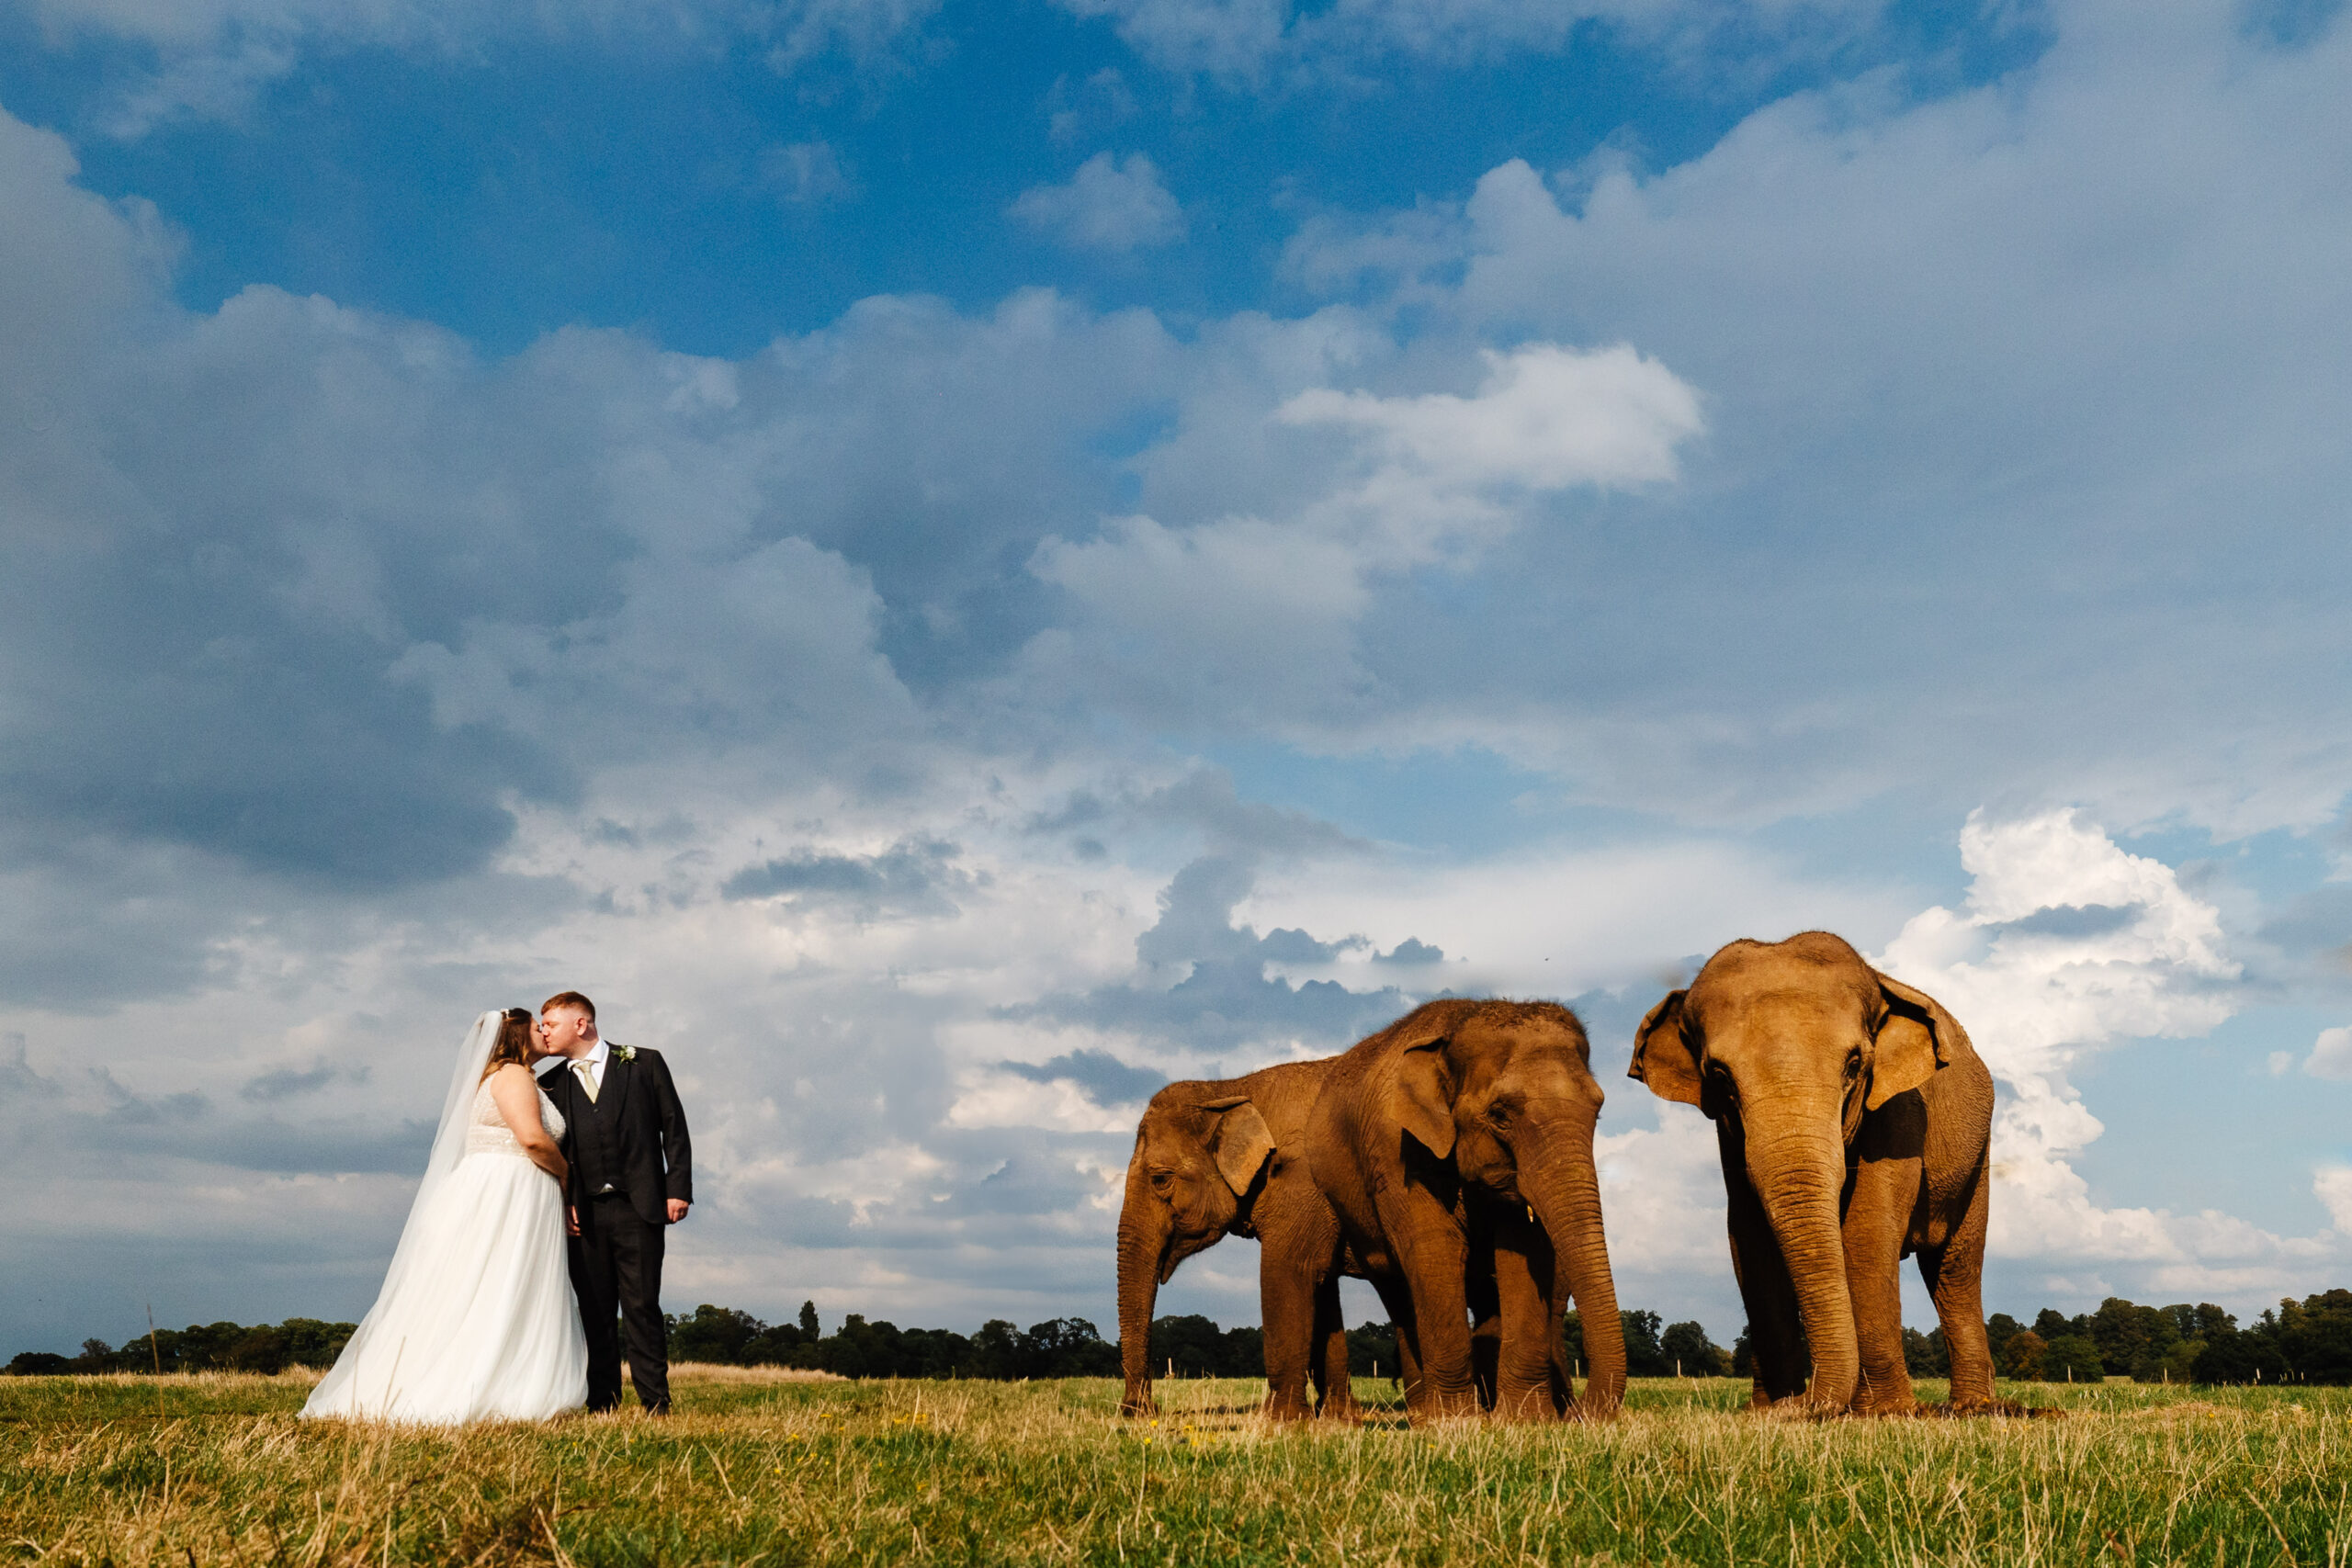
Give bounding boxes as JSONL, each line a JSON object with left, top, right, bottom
{"left": 302, "top": 1008, "right": 588, "bottom": 1422}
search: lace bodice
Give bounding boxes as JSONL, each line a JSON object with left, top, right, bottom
{"left": 465, "top": 1076, "right": 565, "bottom": 1158}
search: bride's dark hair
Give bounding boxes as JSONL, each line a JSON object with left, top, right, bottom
{"left": 480, "top": 1008, "right": 538, "bottom": 1081}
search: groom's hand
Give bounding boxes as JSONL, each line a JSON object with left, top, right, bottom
{"left": 567, "top": 1205, "right": 581, "bottom": 1236}
{"left": 666, "top": 1199, "right": 690, "bottom": 1224}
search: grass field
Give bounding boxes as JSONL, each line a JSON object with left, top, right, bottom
{"left": 6, "top": 1368, "right": 2349, "bottom": 1566}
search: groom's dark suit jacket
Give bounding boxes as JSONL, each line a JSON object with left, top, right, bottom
{"left": 537, "top": 1046, "right": 692, "bottom": 1229}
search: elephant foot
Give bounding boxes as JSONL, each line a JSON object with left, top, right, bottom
{"left": 1118, "top": 1393, "right": 1159, "bottom": 1418}
{"left": 1314, "top": 1393, "right": 1366, "bottom": 1425}
{"left": 1489, "top": 1388, "right": 1559, "bottom": 1424}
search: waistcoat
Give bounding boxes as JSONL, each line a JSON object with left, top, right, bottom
{"left": 571, "top": 1071, "right": 627, "bottom": 1195}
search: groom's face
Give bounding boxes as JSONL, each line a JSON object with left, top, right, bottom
{"left": 540, "top": 1006, "right": 597, "bottom": 1059}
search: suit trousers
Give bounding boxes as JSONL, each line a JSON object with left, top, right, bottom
{"left": 569, "top": 1192, "right": 669, "bottom": 1414}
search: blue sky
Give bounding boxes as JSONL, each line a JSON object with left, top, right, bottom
{"left": 4, "top": 0, "right": 2352, "bottom": 1355}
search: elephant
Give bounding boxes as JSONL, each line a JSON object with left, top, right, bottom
{"left": 1306, "top": 998, "right": 1629, "bottom": 1422}
{"left": 1116, "top": 1059, "right": 1361, "bottom": 1421}
{"left": 1627, "top": 931, "right": 2001, "bottom": 1416}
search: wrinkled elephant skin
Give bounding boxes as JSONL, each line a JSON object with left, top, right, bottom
{"left": 1629, "top": 931, "right": 2000, "bottom": 1416}
{"left": 1307, "top": 999, "right": 1629, "bottom": 1425}
{"left": 1116, "top": 1061, "right": 1359, "bottom": 1421}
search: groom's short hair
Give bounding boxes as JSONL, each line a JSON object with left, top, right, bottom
{"left": 541, "top": 990, "right": 596, "bottom": 1021}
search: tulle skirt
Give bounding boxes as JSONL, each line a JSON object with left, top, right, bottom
{"left": 302, "top": 1150, "right": 589, "bottom": 1424}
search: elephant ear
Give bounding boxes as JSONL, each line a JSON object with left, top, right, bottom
{"left": 1392, "top": 1031, "right": 1457, "bottom": 1158}
{"left": 1628, "top": 990, "right": 1705, "bottom": 1110}
{"left": 1868, "top": 973, "right": 1956, "bottom": 1110}
{"left": 1201, "top": 1098, "right": 1276, "bottom": 1195}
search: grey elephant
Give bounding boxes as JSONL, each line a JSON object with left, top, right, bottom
{"left": 1628, "top": 931, "right": 2003, "bottom": 1415}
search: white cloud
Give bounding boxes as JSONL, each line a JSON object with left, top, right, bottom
{"left": 1024, "top": 339, "right": 1702, "bottom": 731}
{"left": 758, "top": 141, "right": 854, "bottom": 206}
{"left": 1008, "top": 152, "right": 1186, "bottom": 252}
{"left": 28, "top": 0, "right": 943, "bottom": 133}
{"left": 1052, "top": 0, "right": 1883, "bottom": 77}
{"left": 1276, "top": 342, "right": 1701, "bottom": 493}
{"left": 2316, "top": 1168, "right": 2352, "bottom": 1236}
{"left": 2304, "top": 1026, "right": 2352, "bottom": 1080}
{"left": 1873, "top": 809, "right": 2278, "bottom": 1276}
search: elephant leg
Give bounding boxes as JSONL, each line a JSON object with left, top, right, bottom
{"left": 1921, "top": 1151, "right": 1999, "bottom": 1410}
{"left": 1390, "top": 1221, "right": 1479, "bottom": 1419}
{"left": 1466, "top": 1206, "right": 1501, "bottom": 1412}
{"left": 1369, "top": 1270, "right": 1422, "bottom": 1407}
{"left": 1258, "top": 1235, "right": 1322, "bottom": 1422}
{"left": 1721, "top": 1119, "right": 1807, "bottom": 1407}
{"left": 1841, "top": 1155, "right": 1917, "bottom": 1416}
{"left": 1488, "top": 1206, "right": 1559, "bottom": 1422}
{"left": 1310, "top": 1273, "right": 1362, "bottom": 1421}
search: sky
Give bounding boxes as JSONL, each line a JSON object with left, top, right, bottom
{"left": 4, "top": 0, "right": 2351, "bottom": 1357}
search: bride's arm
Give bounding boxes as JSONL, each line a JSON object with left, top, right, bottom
{"left": 489, "top": 1064, "right": 570, "bottom": 1186}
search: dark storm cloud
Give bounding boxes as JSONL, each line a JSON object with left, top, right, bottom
{"left": 241, "top": 1059, "right": 368, "bottom": 1102}
{"left": 1012, "top": 853, "right": 1415, "bottom": 1054}
{"left": 1988, "top": 904, "right": 2143, "bottom": 942}
{"left": 722, "top": 837, "right": 973, "bottom": 917}
{"left": 998, "top": 1048, "right": 1165, "bottom": 1105}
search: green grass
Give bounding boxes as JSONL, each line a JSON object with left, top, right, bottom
{"left": 6, "top": 1368, "right": 2351, "bottom": 1565}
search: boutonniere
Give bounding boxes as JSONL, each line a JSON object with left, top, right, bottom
{"left": 612, "top": 1043, "right": 637, "bottom": 1064}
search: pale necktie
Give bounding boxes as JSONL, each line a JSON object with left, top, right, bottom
{"left": 574, "top": 1058, "right": 600, "bottom": 1103}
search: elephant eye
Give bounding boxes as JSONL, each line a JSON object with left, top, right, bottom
{"left": 1149, "top": 1169, "right": 1174, "bottom": 1192}
{"left": 1487, "top": 1103, "right": 1511, "bottom": 1127}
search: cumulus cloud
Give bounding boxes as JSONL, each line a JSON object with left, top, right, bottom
{"left": 1871, "top": 810, "right": 2318, "bottom": 1288}
{"left": 1024, "top": 339, "right": 1702, "bottom": 732}
{"left": 34, "top": 0, "right": 944, "bottom": 133}
{"left": 1008, "top": 152, "right": 1187, "bottom": 252}
{"left": 1277, "top": 343, "right": 1701, "bottom": 493}
{"left": 2303, "top": 1026, "right": 2352, "bottom": 1080}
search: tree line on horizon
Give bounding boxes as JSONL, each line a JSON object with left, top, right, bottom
{"left": 15, "top": 1290, "right": 2352, "bottom": 1384}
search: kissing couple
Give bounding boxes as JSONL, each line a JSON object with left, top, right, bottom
{"left": 301, "top": 992, "right": 693, "bottom": 1424}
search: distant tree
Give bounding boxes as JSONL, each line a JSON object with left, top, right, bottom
{"left": 1621, "top": 1310, "right": 1670, "bottom": 1377}
{"left": 1984, "top": 1314, "right": 2022, "bottom": 1361}
{"left": 1901, "top": 1326, "right": 1950, "bottom": 1377}
{"left": 1021, "top": 1318, "right": 1120, "bottom": 1378}
{"left": 2043, "top": 1334, "right": 2104, "bottom": 1382}
{"left": 671, "top": 1304, "right": 764, "bottom": 1365}
{"left": 6, "top": 1352, "right": 72, "bottom": 1376}
{"left": 1148, "top": 1314, "right": 1228, "bottom": 1378}
{"left": 2032, "top": 1308, "right": 2077, "bottom": 1341}
{"left": 1660, "top": 1321, "right": 1731, "bottom": 1376}
{"left": 2278, "top": 1289, "right": 2352, "bottom": 1383}
{"left": 1730, "top": 1325, "right": 1751, "bottom": 1378}
{"left": 799, "top": 1301, "right": 820, "bottom": 1337}
{"left": 1346, "top": 1321, "right": 1399, "bottom": 1380}
{"left": 2001, "top": 1329, "right": 2048, "bottom": 1380}
{"left": 2192, "top": 1305, "right": 2288, "bottom": 1384}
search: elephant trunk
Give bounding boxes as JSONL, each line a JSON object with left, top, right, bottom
{"left": 1115, "top": 1197, "right": 1165, "bottom": 1416}
{"left": 1747, "top": 1118, "right": 1857, "bottom": 1412}
{"left": 1520, "top": 1116, "right": 1627, "bottom": 1417}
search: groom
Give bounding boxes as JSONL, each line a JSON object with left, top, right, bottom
{"left": 537, "top": 991, "right": 693, "bottom": 1416}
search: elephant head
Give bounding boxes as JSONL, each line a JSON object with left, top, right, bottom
{"left": 1115, "top": 1086, "right": 1276, "bottom": 1415}
{"left": 1384, "top": 999, "right": 1629, "bottom": 1415}
{"left": 1627, "top": 930, "right": 1956, "bottom": 1412}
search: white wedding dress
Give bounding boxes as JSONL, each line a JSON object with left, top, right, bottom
{"left": 303, "top": 1014, "right": 589, "bottom": 1424}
